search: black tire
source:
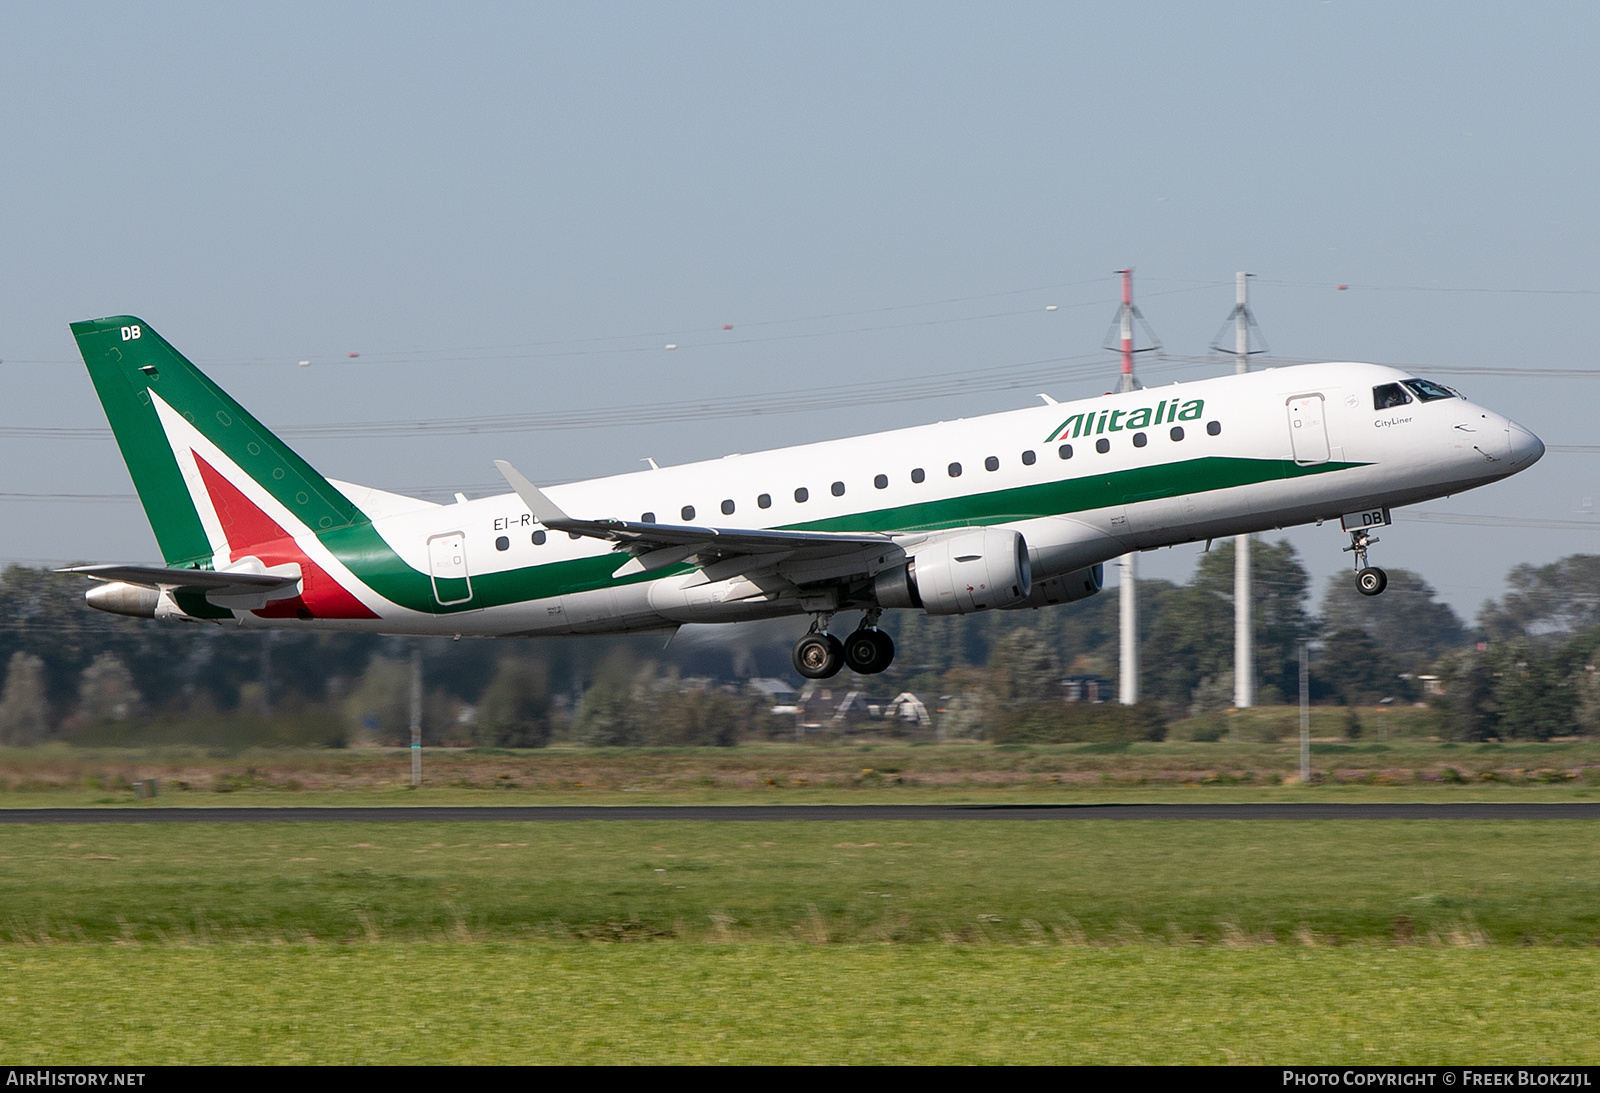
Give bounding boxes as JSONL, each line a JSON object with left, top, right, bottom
{"left": 842, "top": 629, "right": 895, "bottom": 674}
{"left": 793, "top": 633, "right": 844, "bottom": 679}
{"left": 866, "top": 629, "right": 895, "bottom": 673}
{"left": 1357, "top": 566, "right": 1388, "bottom": 597}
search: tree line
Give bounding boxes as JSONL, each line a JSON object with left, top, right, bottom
{"left": 0, "top": 543, "right": 1596, "bottom": 745}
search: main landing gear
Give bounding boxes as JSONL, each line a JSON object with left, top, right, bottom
{"left": 1344, "top": 528, "right": 1388, "bottom": 597}
{"left": 791, "top": 612, "right": 896, "bottom": 679}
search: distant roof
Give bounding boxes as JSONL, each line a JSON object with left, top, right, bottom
{"left": 748, "top": 677, "right": 800, "bottom": 696}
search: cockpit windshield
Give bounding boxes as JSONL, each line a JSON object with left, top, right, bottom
{"left": 1403, "top": 378, "right": 1456, "bottom": 402}
{"left": 1372, "top": 383, "right": 1413, "bottom": 410}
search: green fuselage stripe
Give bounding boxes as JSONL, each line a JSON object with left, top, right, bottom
{"left": 330, "top": 456, "right": 1365, "bottom": 615}
{"left": 787, "top": 454, "right": 1359, "bottom": 534}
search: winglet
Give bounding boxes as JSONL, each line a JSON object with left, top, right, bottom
{"left": 493, "top": 460, "right": 572, "bottom": 525}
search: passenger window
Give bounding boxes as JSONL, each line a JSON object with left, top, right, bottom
{"left": 1095, "top": 438, "right": 1110, "bottom": 454}
{"left": 911, "top": 468, "right": 926, "bottom": 483}
{"left": 1132, "top": 432, "right": 1147, "bottom": 448}
{"left": 495, "top": 536, "right": 510, "bottom": 551}
{"left": 948, "top": 462, "right": 962, "bottom": 478}
{"left": 1403, "top": 378, "right": 1455, "bottom": 402}
{"left": 721, "top": 499, "right": 735, "bottom": 515}
{"left": 1058, "top": 444, "right": 1073, "bottom": 460}
{"left": 1206, "top": 421, "right": 1222, "bottom": 436}
{"left": 1169, "top": 427, "right": 1184, "bottom": 442}
{"left": 532, "top": 530, "right": 546, "bottom": 546}
{"left": 641, "top": 512, "right": 656, "bottom": 524}
{"left": 757, "top": 493, "right": 771, "bottom": 509}
{"left": 984, "top": 456, "right": 999, "bottom": 472}
{"left": 681, "top": 505, "right": 695, "bottom": 521}
{"left": 794, "top": 487, "right": 809, "bottom": 503}
{"left": 831, "top": 481, "right": 845, "bottom": 497}
{"left": 1021, "top": 450, "right": 1036, "bottom": 465}
{"left": 874, "top": 474, "right": 888, "bottom": 489}
{"left": 1373, "top": 383, "right": 1413, "bottom": 410}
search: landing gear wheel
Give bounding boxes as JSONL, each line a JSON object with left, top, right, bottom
{"left": 842, "top": 629, "right": 895, "bottom": 674}
{"left": 793, "top": 633, "right": 845, "bottom": 679}
{"left": 1357, "top": 566, "right": 1388, "bottom": 596}
{"left": 1345, "top": 528, "right": 1387, "bottom": 597}
{"left": 867, "top": 629, "right": 896, "bottom": 674}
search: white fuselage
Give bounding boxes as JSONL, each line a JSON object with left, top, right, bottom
{"left": 280, "top": 361, "right": 1542, "bottom": 636}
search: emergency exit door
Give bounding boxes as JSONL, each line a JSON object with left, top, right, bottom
{"left": 427, "top": 532, "right": 473, "bottom": 605}
{"left": 1287, "top": 395, "right": 1330, "bottom": 464}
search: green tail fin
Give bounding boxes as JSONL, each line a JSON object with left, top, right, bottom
{"left": 69, "top": 316, "right": 368, "bottom": 567}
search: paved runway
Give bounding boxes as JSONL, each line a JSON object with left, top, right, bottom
{"left": 1, "top": 803, "right": 1597, "bottom": 823}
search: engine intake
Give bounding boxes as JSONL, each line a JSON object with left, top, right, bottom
{"left": 873, "top": 527, "right": 1031, "bottom": 615}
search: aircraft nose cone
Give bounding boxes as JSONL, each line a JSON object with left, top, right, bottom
{"left": 1508, "top": 421, "right": 1544, "bottom": 467}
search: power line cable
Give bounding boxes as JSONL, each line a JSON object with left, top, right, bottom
{"left": 3, "top": 276, "right": 1122, "bottom": 368}
{"left": 7, "top": 280, "right": 1240, "bottom": 371}
{"left": 1157, "top": 352, "right": 1600, "bottom": 379}
{"left": 1257, "top": 279, "right": 1600, "bottom": 297}
{"left": 1, "top": 345, "right": 1593, "bottom": 445}
{"left": 0, "top": 348, "right": 1126, "bottom": 441}
{"left": 11, "top": 275, "right": 1599, "bottom": 371}
{"left": 1397, "top": 511, "right": 1600, "bottom": 531}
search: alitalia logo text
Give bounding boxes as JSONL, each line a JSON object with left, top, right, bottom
{"left": 1045, "top": 398, "right": 1205, "bottom": 442}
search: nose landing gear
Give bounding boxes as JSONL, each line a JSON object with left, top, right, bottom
{"left": 1345, "top": 528, "right": 1388, "bottom": 596}
{"left": 791, "top": 611, "right": 896, "bottom": 679}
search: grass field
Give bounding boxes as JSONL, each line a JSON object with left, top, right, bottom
{"left": 3, "top": 946, "right": 1596, "bottom": 1064}
{"left": 1, "top": 818, "right": 1598, "bottom": 1063}
{"left": 4, "top": 820, "right": 1598, "bottom": 946}
{"left": 3, "top": 735, "right": 1599, "bottom": 807}
{"left": 5, "top": 740, "right": 1600, "bottom": 1064}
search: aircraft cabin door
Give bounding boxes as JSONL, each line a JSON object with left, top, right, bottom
{"left": 427, "top": 532, "right": 473, "bottom": 605}
{"left": 1287, "top": 395, "right": 1330, "bottom": 465}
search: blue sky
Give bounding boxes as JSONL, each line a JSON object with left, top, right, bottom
{"left": 3, "top": 2, "right": 1597, "bottom": 619}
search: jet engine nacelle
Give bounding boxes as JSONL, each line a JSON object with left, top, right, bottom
{"left": 873, "top": 527, "right": 1031, "bottom": 615}
{"left": 1002, "top": 563, "right": 1104, "bottom": 609}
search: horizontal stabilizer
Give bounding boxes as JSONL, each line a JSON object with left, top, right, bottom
{"left": 60, "top": 563, "right": 299, "bottom": 595}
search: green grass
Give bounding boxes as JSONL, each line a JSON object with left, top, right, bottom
{"left": 5, "top": 818, "right": 1599, "bottom": 1063}
{"left": 0, "top": 945, "right": 1594, "bottom": 1064}
{"left": 3, "top": 737, "right": 1599, "bottom": 806}
{"left": 5, "top": 820, "right": 1598, "bottom": 946}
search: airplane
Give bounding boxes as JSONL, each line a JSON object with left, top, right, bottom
{"left": 63, "top": 315, "right": 1544, "bottom": 679}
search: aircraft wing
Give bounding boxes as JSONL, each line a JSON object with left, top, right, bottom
{"left": 494, "top": 460, "right": 901, "bottom": 578}
{"left": 59, "top": 563, "right": 300, "bottom": 597}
